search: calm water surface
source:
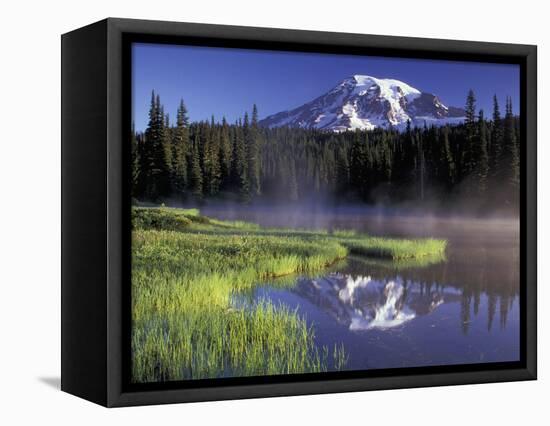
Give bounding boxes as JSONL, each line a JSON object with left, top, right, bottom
{"left": 202, "top": 205, "right": 520, "bottom": 371}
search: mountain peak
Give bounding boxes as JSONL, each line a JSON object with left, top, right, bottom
{"left": 260, "top": 75, "right": 465, "bottom": 132}
{"left": 349, "top": 74, "right": 379, "bottom": 84}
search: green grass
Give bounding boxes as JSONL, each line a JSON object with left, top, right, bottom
{"left": 341, "top": 237, "right": 447, "bottom": 260}
{"left": 331, "top": 229, "right": 357, "bottom": 238}
{"left": 348, "top": 253, "right": 447, "bottom": 271}
{"left": 131, "top": 207, "right": 447, "bottom": 382}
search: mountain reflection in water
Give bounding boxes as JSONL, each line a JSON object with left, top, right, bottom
{"left": 294, "top": 274, "right": 459, "bottom": 331}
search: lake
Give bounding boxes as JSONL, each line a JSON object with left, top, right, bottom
{"left": 201, "top": 205, "right": 520, "bottom": 372}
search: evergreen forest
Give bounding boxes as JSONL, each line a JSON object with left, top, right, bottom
{"left": 132, "top": 90, "right": 520, "bottom": 212}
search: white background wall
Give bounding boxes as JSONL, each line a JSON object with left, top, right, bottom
{"left": 0, "top": 0, "right": 546, "bottom": 424}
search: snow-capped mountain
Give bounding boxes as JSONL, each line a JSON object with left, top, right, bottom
{"left": 259, "top": 75, "right": 465, "bottom": 132}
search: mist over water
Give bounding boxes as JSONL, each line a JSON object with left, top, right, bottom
{"left": 198, "top": 201, "right": 519, "bottom": 238}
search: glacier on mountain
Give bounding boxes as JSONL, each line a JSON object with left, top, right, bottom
{"left": 259, "top": 75, "right": 466, "bottom": 132}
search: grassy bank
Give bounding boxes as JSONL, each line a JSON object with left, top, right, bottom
{"left": 131, "top": 207, "right": 446, "bottom": 382}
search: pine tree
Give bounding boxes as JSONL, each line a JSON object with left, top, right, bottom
{"left": 172, "top": 99, "right": 189, "bottom": 196}
{"left": 490, "top": 95, "right": 503, "bottom": 181}
{"left": 161, "top": 110, "right": 173, "bottom": 192}
{"left": 504, "top": 97, "right": 519, "bottom": 190}
{"left": 465, "top": 90, "right": 477, "bottom": 125}
{"left": 135, "top": 132, "right": 147, "bottom": 198}
{"left": 229, "top": 118, "right": 249, "bottom": 201}
{"left": 462, "top": 89, "right": 478, "bottom": 181}
{"left": 440, "top": 126, "right": 455, "bottom": 188}
{"left": 130, "top": 121, "right": 140, "bottom": 198}
{"left": 141, "top": 91, "right": 156, "bottom": 199}
{"left": 230, "top": 122, "right": 239, "bottom": 189}
{"left": 189, "top": 137, "right": 203, "bottom": 198}
{"left": 143, "top": 91, "right": 170, "bottom": 200}
{"left": 416, "top": 131, "right": 425, "bottom": 201}
{"left": 247, "top": 104, "right": 262, "bottom": 196}
{"left": 477, "top": 110, "right": 489, "bottom": 195}
{"left": 205, "top": 116, "right": 221, "bottom": 195}
{"left": 219, "top": 117, "right": 232, "bottom": 189}
{"left": 239, "top": 115, "right": 251, "bottom": 201}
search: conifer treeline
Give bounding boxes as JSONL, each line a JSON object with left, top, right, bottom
{"left": 132, "top": 90, "right": 520, "bottom": 209}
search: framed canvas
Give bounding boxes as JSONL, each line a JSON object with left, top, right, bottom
{"left": 61, "top": 18, "right": 537, "bottom": 407}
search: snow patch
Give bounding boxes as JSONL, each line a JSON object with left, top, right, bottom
{"left": 259, "top": 74, "right": 464, "bottom": 132}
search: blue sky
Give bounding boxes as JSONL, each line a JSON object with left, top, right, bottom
{"left": 132, "top": 43, "right": 520, "bottom": 131}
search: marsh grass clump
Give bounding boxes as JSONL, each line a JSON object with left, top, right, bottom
{"left": 342, "top": 237, "right": 447, "bottom": 260}
{"left": 132, "top": 207, "right": 192, "bottom": 231}
{"left": 331, "top": 229, "right": 357, "bottom": 238}
{"left": 349, "top": 252, "right": 447, "bottom": 271}
{"left": 131, "top": 207, "right": 447, "bottom": 382}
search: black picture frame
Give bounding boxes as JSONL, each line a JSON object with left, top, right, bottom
{"left": 61, "top": 17, "right": 537, "bottom": 407}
